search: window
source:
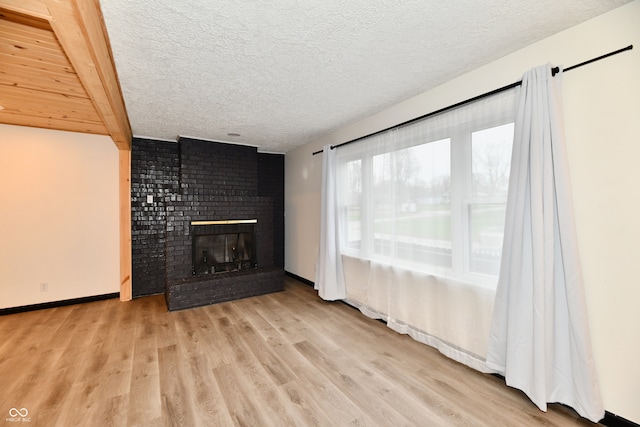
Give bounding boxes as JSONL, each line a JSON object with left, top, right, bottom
{"left": 337, "top": 91, "right": 516, "bottom": 287}
{"left": 469, "top": 123, "right": 514, "bottom": 276}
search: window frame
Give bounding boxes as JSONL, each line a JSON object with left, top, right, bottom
{"left": 337, "top": 108, "right": 514, "bottom": 289}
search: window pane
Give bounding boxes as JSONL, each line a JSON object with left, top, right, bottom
{"left": 372, "top": 139, "right": 452, "bottom": 268}
{"left": 345, "top": 159, "right": 362, "bottom": 250}
{"left": 472, "top": 123, "right": 514, "bottom": 198}
{"left": 372, "top": 151, "right": 393, "bottom": 257}
{"left": 470, "top": 123, "right": 513, "bottom": 277}
{"left": 469, "top": 203, "right": 506, "bottom": 276}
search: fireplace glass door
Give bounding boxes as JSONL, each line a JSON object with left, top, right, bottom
{"left": 193, "top": 230, "right": 255, "bottom": 275}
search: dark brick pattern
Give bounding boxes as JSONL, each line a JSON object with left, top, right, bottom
{"left": 179, "top": 137, "right": 257, "bottom": 197}
{"left": 130, "top": 136, "right": 285, "bottom": 306}
{"left": 166, "top": 267, "right": 284, "bottom": 311}
{"left": 258, "top": 153, "right": 285, "bottom": 268}
{"left": 131, "top": 138, "right": 179, "bottom": 297}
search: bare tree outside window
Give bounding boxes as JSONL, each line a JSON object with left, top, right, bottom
{"left": 470, "top": 123, "right": 514, "bottom": 276}
{"left": 472, "top": 124, "right": 514, "bottom": 198}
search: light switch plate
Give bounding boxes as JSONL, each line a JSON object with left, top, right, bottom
{"left": 147, "top": 195, "right": 154, "bottom": 203}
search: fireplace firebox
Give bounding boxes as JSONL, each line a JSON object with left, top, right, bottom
{"left": 191, "top": 220, "right": 257, "bottom": 276}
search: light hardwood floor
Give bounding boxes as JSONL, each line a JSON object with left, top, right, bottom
{"left": 0, "top": 277, "right": 596, "bottom": 426}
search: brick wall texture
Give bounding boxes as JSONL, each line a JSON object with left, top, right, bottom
{"left": 131, "top": 137, "right": 285, "bottom": 299}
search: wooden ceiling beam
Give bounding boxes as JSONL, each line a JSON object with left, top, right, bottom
{"left": 42, "top": 0, "right": 131, "bottom": 150}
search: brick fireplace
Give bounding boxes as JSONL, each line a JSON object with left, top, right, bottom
{"left": 131, "top": 136, "right": 284, "bottom": 309}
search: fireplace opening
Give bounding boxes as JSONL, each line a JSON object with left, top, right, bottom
{"left": 191, "top": 221, "right": 257, "bottom": 275}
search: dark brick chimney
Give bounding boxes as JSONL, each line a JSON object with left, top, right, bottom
{"left": 131, "top": 137, "right": 284, "bottom": 309}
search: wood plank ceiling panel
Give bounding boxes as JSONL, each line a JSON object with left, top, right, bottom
{"left": 0, "top": 8, "right": 109, "bottom": 135}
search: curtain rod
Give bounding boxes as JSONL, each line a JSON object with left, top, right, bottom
{"left": 312, "top": 44, "right": 633, "bottom": 156}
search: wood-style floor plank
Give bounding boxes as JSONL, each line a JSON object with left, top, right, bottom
{"left": 0, "top": 277, "right": 597, "bottom": 426}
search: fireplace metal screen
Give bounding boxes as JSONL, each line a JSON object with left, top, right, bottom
{"left": 191, "top": 221, "right": 257, "bottom": 275}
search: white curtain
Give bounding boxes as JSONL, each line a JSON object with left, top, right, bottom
{"left": 315, "top": 144, "right": 346, "bottom": 300}
{"left": 336, "top": 89, "right": 517, "bottom": 371}
{"left": 486, "top": 65, "right": 604, "bottom": 422}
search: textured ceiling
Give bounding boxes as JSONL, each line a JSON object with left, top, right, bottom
{"left": 100, "top": 0, "right": 630, "bottom": 153}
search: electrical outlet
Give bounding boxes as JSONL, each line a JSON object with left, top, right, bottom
{"left": 40, "top": 283, "right": 48, "bottom": 292}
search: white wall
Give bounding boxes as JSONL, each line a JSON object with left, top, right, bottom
{"left": 285, "top": 1, "right": 640, "bottom": 422}
{"left": 0, "top": 124, "right": 120, "bottom": 309}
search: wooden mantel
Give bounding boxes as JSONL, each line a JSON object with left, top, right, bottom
{"left": 0, "top": 0, "right": 133, "bottom": 300}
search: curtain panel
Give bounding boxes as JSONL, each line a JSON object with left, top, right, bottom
{"left": 315, "top": 144, "right": 347, "bottom": 300}
{"left": 486, "top": 65, "right": 604, "bottom": 422}
{"left": 334, "top": 89, "right": 517, "bottom": 370}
